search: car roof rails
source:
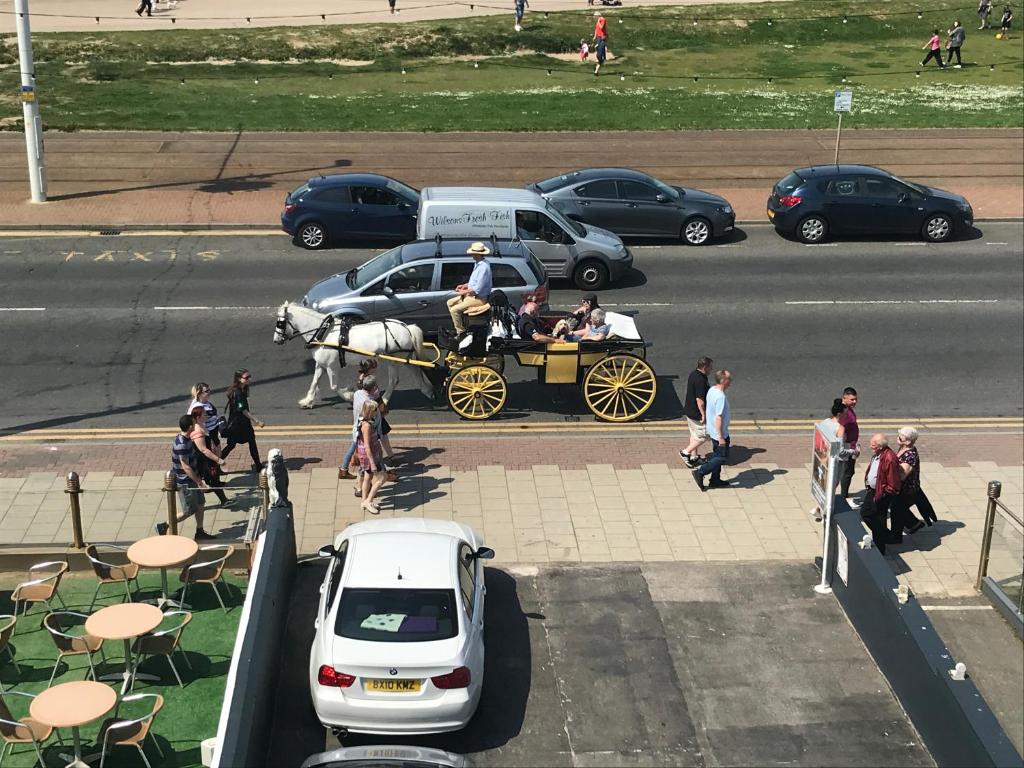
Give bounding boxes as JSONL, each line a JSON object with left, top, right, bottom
{"left": 434, "top": 232, "right": 443, "bottom": 258}
{"left": 490, "top": 233, "right": 501, "bottom": 258}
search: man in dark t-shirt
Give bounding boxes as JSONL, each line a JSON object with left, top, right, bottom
{"left": 518, "top": 302, "right": 559, "bottom": 343}
{"left": 679, "top": 356, "right": 713, "bottom": 468}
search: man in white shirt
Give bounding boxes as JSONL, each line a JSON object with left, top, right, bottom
{"left": 691, "top": 369, "right": 732, "bottom": 491}
{"left": 447, "top": 242, "right": 493, "bottom": 335}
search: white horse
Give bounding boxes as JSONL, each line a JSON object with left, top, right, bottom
{"left": 273, "top": 302, "right": 434, "bottom": 409}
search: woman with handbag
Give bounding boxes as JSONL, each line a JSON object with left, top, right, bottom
{"left": 187, "top": 400, "right": 229, "bottom": 511}
{"left": 221, "top": 368, "right": 265, "bottom": 473}
{"left": 356, "top": 400, "right": 386, "bottom": 515}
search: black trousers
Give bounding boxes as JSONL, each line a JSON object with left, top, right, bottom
{"left": 223, "top": 430, "right": 261, "bottom": 468}
{"left": 136, "top": 0, "right": 152, "bottom": 14}
{"left": 839, "top": 458, "right": 856, "bottom": 497}
{"left": 947, "top": 46, "right": 962, "bottom": 64}
{"left": 921, "top": 49, "right": 945, "bottom": 67}
{"left": 860, "top": 491, "right": 895, "bottom": 554}
{"left": 894, "top": 486, "right": 937, "bottom": 525}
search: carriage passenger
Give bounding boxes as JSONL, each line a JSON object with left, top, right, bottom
{"left": 564, "top": 308, "right": 610, "bottom": 341}
{"left": 518, "top": 302, "right": 560, "bottom": 343}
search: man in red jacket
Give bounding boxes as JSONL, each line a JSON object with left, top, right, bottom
{"left": 860, "top": 433, "right": 902, "bottom": 554}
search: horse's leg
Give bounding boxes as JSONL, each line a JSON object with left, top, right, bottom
{"left": 299, "top": 361, "right": 323, "bottom": 409}
{"left": 324, "top": 351, "right": 344, "bottom": 400}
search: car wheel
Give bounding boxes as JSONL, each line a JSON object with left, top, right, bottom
{"left": 922, "top": 213, "right": 952, "bottom": 242}
{"left": 573, "top": 259, "right": 609, "bottom": 291}
{"left": 298, "top": 221, "right": 327, "bottom": 250}
{"left": 797, "top": 215, "right": 828, "bottom": 244}
{"left": 681, "top": 217, "right": 712, "bottom": 246}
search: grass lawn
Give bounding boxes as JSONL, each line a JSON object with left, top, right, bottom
{"left": 1, "top": 569, "right": 246, "bottom": 768}
{"left": 0, "top": 0, "right": 1021, "bottom": 130}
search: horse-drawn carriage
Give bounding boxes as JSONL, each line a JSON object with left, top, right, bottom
{"left": 274, "top": 298, "right": 657, "bottom": 422}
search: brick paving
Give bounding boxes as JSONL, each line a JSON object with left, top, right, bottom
{"left": 0, "top": 432, "right": 1021, "bottom": 599}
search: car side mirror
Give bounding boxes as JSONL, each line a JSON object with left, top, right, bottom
{"left": 318, "top": 545, "right": 337, "bottom": 558}
{"left": 473, "top": 546, "right": 496, "bottom": 560}
{"left": 397, "top": 201, "right": 410, "bottom": 210}
{"left": 655, "top": 194, "right": 668, "bottom": 203}
{"left": 898, "top": 193, "right": 910, "bottom": 204}
{"left": 382, "top": 285, "right": 395, "bottom": 297}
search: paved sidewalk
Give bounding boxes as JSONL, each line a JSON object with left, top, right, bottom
{"left": 0, "top": 129, "right": 1021, "bottom": 228}
{"left": 1, "top": 433, "right": 1020, "bottom": 600}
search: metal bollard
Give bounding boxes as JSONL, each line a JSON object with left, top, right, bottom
{"left": 259, "top": 469, "right": 270, "bottom": 523}
{"left": 65, "top": 471, "right": 85, "bottom": 549}
{"left": 163, "top": 471, "right": 179, "bottom": 536}
{"left": 975, "top": 480, "right": 1002, "bottom": 590}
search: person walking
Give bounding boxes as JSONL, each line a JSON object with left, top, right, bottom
{"left": 135, "top": 0, "right": 152, "bottom": 16}
{"left": 810, "top": 399, "right": 848, "bottom": 522}
{"left": 514, "top": 0, "right": 528, "bottom": 31}
{"left": 388, "top": 0, "right": 397, "bottom": 14}
{"left": 999, "top": 5, "right": 1013, "bottom": 37}
{"left": 978, "top": 0, "right": 993, "bottom": 29}
{"left": 187, "top": 399, "right": 229, "bottom": 507}
{"left": 356, "top": 400, "right": 387, "bottom": 514}
{"left": 837, "top": 386, "right": 860, "bottom": 504}
{"left": 157, "top": 414, "right": 215, "bottom": 540}
{"left": 946, "top": 21, "right": 965, "bottom": 66}
{"left": 593, "top": 15, "right": 609, "bottom": 75}
{"left": 221, "top": 368, "right": 265, "bottom": 473}
{"left": 921, "top": 29, "right": 946, "bottom": 68}
{"left": 191, "top": 382, "right": 231, "bottom": 505}
{"left": 892, "top": 426, "right": 938, "bottom": 527}
{"left": 679, "top": 356, "right": 713, "bottom": 469}
{"left": 691, "top": 370, "right": 732, "bottom": 491}
{"left": 446, "top": 242, "right": 492, "bottom": 336}
{"left": 859, "top": 434, "right": 902, "bottom": 554}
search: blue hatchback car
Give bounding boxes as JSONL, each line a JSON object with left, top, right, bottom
{"left": 282, "top": 173, "right": 420, "bottom": 249}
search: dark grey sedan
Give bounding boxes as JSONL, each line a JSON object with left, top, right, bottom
{"left": 528, "top": 168, "right": 735, "bottom": 245}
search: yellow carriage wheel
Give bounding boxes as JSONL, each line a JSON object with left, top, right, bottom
{"left": 446, "top": 365, "right": 508, "bottom": 420}
{"left": 583, "top": 353, "right": 657, "bottom": 422}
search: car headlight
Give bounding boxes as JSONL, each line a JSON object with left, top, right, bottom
{"left": 719, "top": 205, "right": 733, "bottom": 214}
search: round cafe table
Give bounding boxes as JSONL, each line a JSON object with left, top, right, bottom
{"left": 30, "top": 680, "right": 116, "bottom": 768}
{"left": 128, "top": 535, "right": 199, "bottom": 610}
{"left": 86, "top": 603, "right": 164, "bottom": 695}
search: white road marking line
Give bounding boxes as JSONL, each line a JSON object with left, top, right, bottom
{"left": 920, "top": 605, "right": 994, "bottom": 611}
{"left": 600, "top": 302, "right": 672, "bottom": 307}
{"left": 803, "top": 243, "right": 838, "bottom": 247}
{"left": 0, "top": 307, "right": 45, "bottom": 311}
{"left": 986, "top": 242, "right": 1009, "bottom": 245}
{"left": 152, "top": 305, "right": 275, "bottom": 310}
{"left": 785, "top": 299, "right": 999, "bottom": 305}
{"left": 715, "top": 244, "right": 744, "bottom": 248}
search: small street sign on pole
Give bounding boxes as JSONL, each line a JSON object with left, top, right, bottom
{"left": 14, "top": 0, "right": 47, "bottom": 203}
{"left": 833, "top": 90, "right": 853, "bottom": 166}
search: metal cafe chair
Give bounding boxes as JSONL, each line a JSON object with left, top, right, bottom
{"left": 179, "top": 545, "right": 234, "bottom": 613}
{"left": 0, "top": 616, "right": 20, "bottom": 687}
{"left": 85, "top": 545, "right": 142, "bottom": 611}
{"left": 0, "top": 690, "right": 62, "bottom": 768}
{"left": 96, "top": 693, "right": 164, "bottom": 768}
{"left": 130, "top": 612, "right": 193, "bottom": 691}
{"left": 11, "top": 561, "right": 69, "bottom": 629}
{"left": 42, "top": 612, "right": 106, "bottom": 688}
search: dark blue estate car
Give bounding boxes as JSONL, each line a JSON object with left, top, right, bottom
{"left": 282, "top": 173, "right": 420, "bottom": 249}
{"left": 767, "top": 165, "right": 973, "bottom": 244}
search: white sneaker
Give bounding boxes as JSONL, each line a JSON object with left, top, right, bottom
{"left": 810, "top": 507, "right": 822, "bottom": 522}
{"left": 846, "top": 498, "right": 861, "bottom": 509}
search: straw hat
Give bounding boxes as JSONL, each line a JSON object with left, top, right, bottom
{"left": 466, "top": 242, "right": 491, "bottom": 255}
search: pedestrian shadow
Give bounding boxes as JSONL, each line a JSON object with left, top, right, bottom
{"left": 387, "top": 475, "right": 454, "bottom": 512}
{"left": 886, "top": 519, "right": 967, "bottom": 574}
{"left": 391, "top": 446, "right": 445, "bottom": 466}
{"left": 730, "top": 467, "right": 788, "bottom": 489}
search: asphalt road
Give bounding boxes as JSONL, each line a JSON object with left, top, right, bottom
{"left": 0, "top": 222, "right": 1021, "bottom": 433}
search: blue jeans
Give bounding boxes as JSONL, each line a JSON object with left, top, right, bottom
{"left": 697, "top": 438, "right": 730, "bottom": 481}
{"left": 341, "top": 439, "right": 357, "bottom": 470}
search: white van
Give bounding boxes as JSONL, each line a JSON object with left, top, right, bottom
{"left": 417, "top": 187, "right": 633, "bottom": 291}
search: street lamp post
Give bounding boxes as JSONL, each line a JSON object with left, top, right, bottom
{"left": 14, "top": 0, "right": 47, "bottom": 202}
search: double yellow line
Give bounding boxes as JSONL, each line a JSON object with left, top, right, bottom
{"left": 2, "top": 417, "right": 1020, "bottom": 442}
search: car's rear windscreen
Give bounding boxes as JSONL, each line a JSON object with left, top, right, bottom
{"left": 336, "top": 588, "right": 458, "bottom": 642}
{"left": 773, "top": 172, "right": 803, "bottom": 196}
{"left": 289, "top": 183, "right": 311, "bottom": 200}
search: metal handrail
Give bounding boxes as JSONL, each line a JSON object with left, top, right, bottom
{"left": 976, "top": 480, "right": 1024, "bottom": 594}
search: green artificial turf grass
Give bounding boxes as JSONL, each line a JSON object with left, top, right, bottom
{"left": 0, "top": 0, "right": 1021, "bottom": 130}
{"left": 1, "top": 571, "right": 246, "bottom": 768}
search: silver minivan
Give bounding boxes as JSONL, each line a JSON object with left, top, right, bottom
{"left": 417, "top": 187, "right": 633, "bottom": 291}
{"left": 300, "top": 237, "right": 548, "bottom": 332}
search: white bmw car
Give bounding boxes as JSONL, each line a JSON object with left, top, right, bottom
{"left": 309, "top": 518, "right": 494, "bottom": 735}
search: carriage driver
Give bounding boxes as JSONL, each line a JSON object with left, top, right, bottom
{"left": 447, "top": 242, "right": 493, "bottom": 336}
